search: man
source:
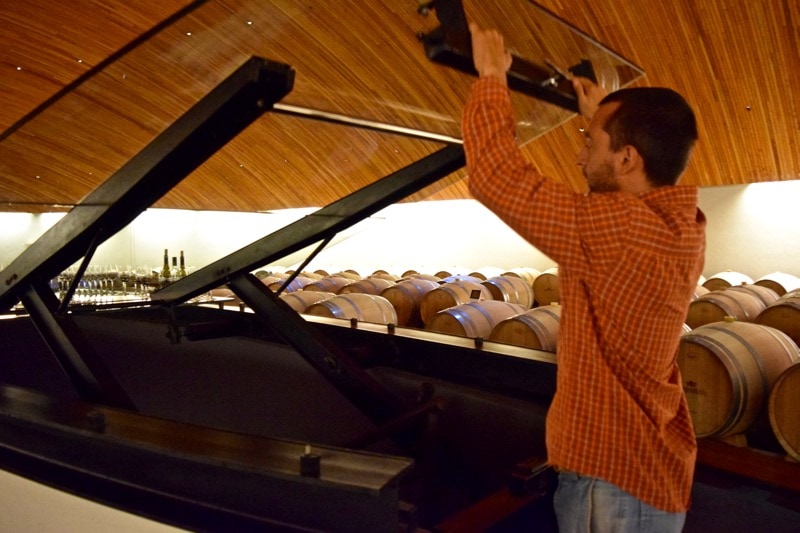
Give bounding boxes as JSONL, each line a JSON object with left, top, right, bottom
{"left": 462, "top": 24, "right": 706, "bottom": 532}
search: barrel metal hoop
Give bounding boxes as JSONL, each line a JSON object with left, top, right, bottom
{"left": 684, "top": 329, "right": 750, "bottom": 436}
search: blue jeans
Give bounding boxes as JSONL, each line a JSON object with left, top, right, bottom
{"left": 554, "top": 471, "right": 686, "bottom": 532}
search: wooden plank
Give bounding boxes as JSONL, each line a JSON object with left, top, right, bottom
{"left": 697, "top": 438, "right": 800, "bottom": 493}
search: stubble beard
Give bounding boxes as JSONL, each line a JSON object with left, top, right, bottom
{"left": 584, "top": 161, "right": 619, "bottom": 193}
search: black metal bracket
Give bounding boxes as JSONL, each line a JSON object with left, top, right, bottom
{"left": 19, "top": 281, "right": 136, "bottom": 410}
{"left": 418, "top": 0, "right": 595, "bottom": 113}
{"left": 227, "top": 274, "right": 410, "bottom": 428}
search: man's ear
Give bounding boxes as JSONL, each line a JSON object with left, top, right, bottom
{"left": 617, "top": 144, "right": 643, "bottom": 174}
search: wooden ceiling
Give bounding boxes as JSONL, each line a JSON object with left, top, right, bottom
{"left": 0, "top": 0, "right": 798, "bottom": 214}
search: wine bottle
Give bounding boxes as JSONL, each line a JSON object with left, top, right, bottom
{"left": 179, "top": 251, "right": 188, "bottom": 278}
{"left": 161, "top": 249, "right": 171, "bottom": 281}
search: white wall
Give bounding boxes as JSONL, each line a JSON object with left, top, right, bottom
{"left": 2, "top": 180, "right": 799, "bottom": 281}
{"left": 698, "top": 181, "right": 800, "bottom": 280}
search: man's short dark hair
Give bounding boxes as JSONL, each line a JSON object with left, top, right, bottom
{"left": 600, "top": 88, "right": 698, "bottom": 187}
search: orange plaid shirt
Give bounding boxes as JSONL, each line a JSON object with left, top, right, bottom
{"left": 462, "top": 77, "right": 706, "bottom": 512}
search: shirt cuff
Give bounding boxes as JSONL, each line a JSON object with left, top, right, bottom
{"left": 471, "top": 77, "right": 512, "bottom": 108}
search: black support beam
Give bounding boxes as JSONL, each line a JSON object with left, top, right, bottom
{"left": 151, "top": 143, "right": 466, "bottom": 306}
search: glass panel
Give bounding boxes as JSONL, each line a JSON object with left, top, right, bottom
{"left": 0, "top": 0, "right": 643, "bottom": 214}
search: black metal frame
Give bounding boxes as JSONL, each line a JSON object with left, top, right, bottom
{"left": 151, "top": 143, "right": 465, "bottom": 305}
{"left": 148, "top": 145, "right": 465, "bottom": 430}
{"left": 0, "top": 29, "right": 575, "bottom": 529}
{"left": 0, "top": 385, "right": 413, "bottom": 532}
{"left": 418, "top": 0, "right": 595, "bottom": 112}
{"left": 0, "top": 52, "right": 467, "bottom": 433}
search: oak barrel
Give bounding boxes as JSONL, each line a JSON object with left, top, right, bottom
{"left": 305, "top": 293, "right": 398, "bottom": 325}
{"left": 481, "top": 275, "right": 535, "bottom": 308}
{"left": 685, "top": 287, "right": 766, "bottom": 329}
{"left": 677, "top": 320, "right": 800, "bottom": 438}
{"left": 489, "top": 304, "right": 561, "bottom": 351}
{"left": 533, "top": 267, "right": 559, "bottom": 305}
{"left": 467, "top": 267, "right": 505, "bottom": 281}
{"left": 303, "top": 276, "right": 354, "bottom": 293}
{"left": 502, "top": 267, "right": 541, "bottom": 290}
{"left": 330, "top": 270, "right": 362, "bottom": 280}
{"left": 380, "top": 278, "right": 440, "bottom": 328}
{"left": 768, "top": 362, "right": 800, "bottom": 461}
{"left": 426, "top": 301, "right": 528, "bottom": 339}
{"left": 404, "top": 273, "right": 441, "bottom": 282}
{"left": 370, "top": 270, "right": 400, "bottom": 282}
{"left": 419, "top": 281, "right": 492, "bottom": 326}
{"left": 267, "top": 275, "right": 315, "bottom": 293}
{"left": 337, "top": 277, "right": 395, "bottom": 295}
{"left": 702, "top": 270, "right": 754, "bottom": 292}
{"left": 754, "top": 271, "right": 800, "bottom": 296}
{"left": 755, "top": 290, "right": 800, "bottom": 347}
{"left": 727, "top": 284, "right": 779, "bottom": 306}
{"left": 280, "top": 291, "right": 335, "bottom": 313}
{"left": 692, "top": 284, "right": 710, "bottom": 301}
{"left": 439, "top": 274, "right": 484, "bottom": 284}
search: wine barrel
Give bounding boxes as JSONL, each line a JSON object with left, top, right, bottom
{"left": 280, "top": 291, "right": 335, "bottom": 313}
{"left": 440, "top": 274, "right": 484, "bottom": 285}
{"left": 768, "top": 362, "right": 800, "bottom": 461}
{"left": 258, "top": 275, "right": 283, "bottom": 287}
{"left": 330, "top": 270, "right": 362, "bottom": 280}
{"left": 426, "top": 301, "right": 528, "bottom": 339}
{"left": 337, "top": 277, "right": 395, "bottom": 295}
{"left": 305, "top": 293, "right": 398, "bottom": 325}
{"left": 380, "top": 278, "right": 440, "bottom": 328}
{"left": 467, "top": 267, "right": 505, "bottom": 281}
{"left": 502, "top": 267, "right": 541, "bottom": 290}
{"left": 370, "top": 270, "right": 400, "bottom": 282}
{"left": 404, "top": 273, "right": 441, "bottom": 282}
{"left": 481, "top": 275, "right": 535, "bottom": 308}
{"left": 755, "top": 291, "right": 800, "bottom": 347}
{"left": 702, "top": 270, "right": 754, "bottom": 292}
{"left": 678, "top": 319, "right": 800, "bottom": 438}
{"left": 533, "top": 267, "right": 559, "bottom": 306}
{"left": 755, "top": 272, "right": 800, "bottom": 297}
{"left": 267, "top": 275, "right": 315, "bottom": 293}
{"left": 727, "top": 284, "right": 779, "bottom": 306}
{"left": 489, "top": 304, "right": 561, "bottom": 351}
{"left": 692, "top": 284, "right": 710, "bottom": 301}
{"left": 286, "top": 270, "right": 323, "bottom": 280}
{"left": 419, "top": 281, "right": 492, "bottom": 326}
{"left": 685, "top": 287, "right": 766, "bottom": 329}
{"left": 303, "top": 276, "right": 354, "bottom": 293}
{"left": 434, "top": 268, "right": 472, "bottom": 279}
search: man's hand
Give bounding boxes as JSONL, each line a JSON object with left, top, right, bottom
{"left": 572, "top": 76, "right": 607, "bottom": 119}
{"left": 469, "top": 23, "right": 512, "bottom": 85}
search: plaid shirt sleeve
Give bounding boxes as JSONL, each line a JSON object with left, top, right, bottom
{"left": 462, "top": 77, "right": 707, "bottom": 513}
{"left": 462, "top": 78, "right": 585, "bottom": 269}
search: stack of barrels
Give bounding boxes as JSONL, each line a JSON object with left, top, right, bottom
{"left": 254, "top": 265, "right": 800, "bottom": 460}
{"left": 679, "top": 270, "right": 800, "bottom": 460}
{"left": 251, "top": 266, "right": 563, "bottom": 352}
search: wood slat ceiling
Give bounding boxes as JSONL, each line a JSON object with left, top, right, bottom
{"left": 0, "top": 0, "right": 798, "bottom": 214}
